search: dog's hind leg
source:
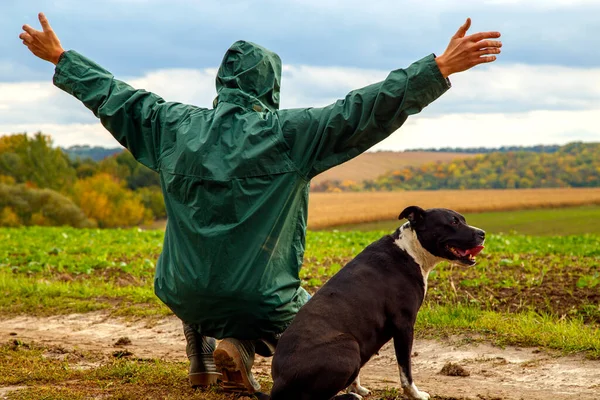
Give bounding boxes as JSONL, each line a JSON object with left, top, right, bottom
{"left": 272, "top": 335, "right": 363, "bottom": 400}
{"left": 346, "top": 373, "right": 370, "bottom": 397}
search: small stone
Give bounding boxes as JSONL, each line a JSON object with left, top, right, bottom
{"left": 440, "top": 361, "right": 470, "bottom": 377}
{"left": 114, "top": 337, "right": 132, "bottom": 346}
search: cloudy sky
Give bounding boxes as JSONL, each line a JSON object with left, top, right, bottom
{"left": 2, "top": 0, "right": 599, "bottom": 150}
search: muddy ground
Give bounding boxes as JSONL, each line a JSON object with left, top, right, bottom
{"left": 1, "top": 312, "right": 599, "bottom": 400}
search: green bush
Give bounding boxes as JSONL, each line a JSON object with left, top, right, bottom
{"left": 137, "top": 186, "right": 166, "bottom": 219}
{"left": 0, "top": 133, "right": 76, "bottom": 191}
{"left": 0, "top": 183, "right": 94, "bottom": 228}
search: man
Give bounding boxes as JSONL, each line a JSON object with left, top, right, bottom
{"left": 20, "top": 13, "right": 501, "bottom": 394}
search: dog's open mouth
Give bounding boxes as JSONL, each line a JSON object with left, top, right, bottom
{"left": 447, "top": 245, "right": 485, "bottom": 263}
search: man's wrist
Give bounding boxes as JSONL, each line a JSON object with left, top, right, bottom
{"left": 434, "top": 55, "right": 450, "bottom": 79}
{"left": 51, "top": 49, "right": 66, "bottom": 65}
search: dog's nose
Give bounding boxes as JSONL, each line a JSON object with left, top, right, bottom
{"left": 477, "top": 229, "right": 486, "bottom": 240}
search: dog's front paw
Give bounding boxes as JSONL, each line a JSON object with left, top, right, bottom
{"left": 414, "top": 390, "right": 430, "bottom": 400}
{"left": 403, "top": 385, "right": 430, "bottom": 400}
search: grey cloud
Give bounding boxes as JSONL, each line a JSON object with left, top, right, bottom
{"left": 2, "top": 0, "right": 600, "bottom": 82}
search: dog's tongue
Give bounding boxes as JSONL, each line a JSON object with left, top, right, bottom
{"left": 465, "top": 245, "right": 484, "bottom": 256}
{"left": 456, "top": 245, "right": 485, "bottom": 257}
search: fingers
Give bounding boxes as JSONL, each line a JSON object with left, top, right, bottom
{"left": 38, "top": 12, "right": 52, "bottom": 32}
{"left": 467, "top": 31, "right": 501, "bottom": 42}
{"left": 453, "top": 17, "right": 471, "bottom": 39}
{"left": 19, "top": 32, "right": 33, "bottom": 44}
{"left": 22, "top": 24, "right": 38, "bottom": 36}
{"left": 475, "top": 47, "right": 502, "bottom": 56}
{"left": 474, "top": 56, "right": 497, "bottom": 65}
{"left": 472, "top": 39, "right": 502, "bottom": 65}
{"left": 474, "top": 39, "right": 502, "bottom": 49}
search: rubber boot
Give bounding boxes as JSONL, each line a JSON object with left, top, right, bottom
{"left": 213, "top": 338, "right": 261, "bottom": 393}
{"left": 183, "top": 322, "right": 221, "bottom": 387}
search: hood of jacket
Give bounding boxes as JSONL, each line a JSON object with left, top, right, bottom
{"left": 215, "top": 40, "right": 282, "bottom": 112}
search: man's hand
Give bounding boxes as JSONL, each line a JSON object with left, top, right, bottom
{"left": 19, "top": 13, "right": 65, "bottom": 65}
{"left": 435, "top": 18, "right": 502, "bottom": 78}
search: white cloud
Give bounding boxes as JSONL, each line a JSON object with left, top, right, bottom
{"left": 4, "top": 108, "right": 599, "bottom": 150}
{"left": 127, "top": 68, "right": 218, "bottom": 106}
{"left": 1, "top": 61, "right": 599, "bottom": 149}
{"left": 371, "top": 109, "right": 600, "bottom": 151}
{"left": 0, "top": 123, "right": 118, "bottom": 148}
{"left": 281, "top": 63, "right": 600, "bottom": 113}
{"left": 435, "top": 64, "right": 600, "bottom": 113}
{"left": 0, "top": 82, "right": 55, "bottom": 104}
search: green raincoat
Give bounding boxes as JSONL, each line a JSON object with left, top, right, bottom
{"left": 54, "top": 41, "right": 450, "bottom": 339}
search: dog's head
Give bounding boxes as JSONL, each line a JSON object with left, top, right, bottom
{"left": 399, "top": 206, "right": 485, "bottom": 266}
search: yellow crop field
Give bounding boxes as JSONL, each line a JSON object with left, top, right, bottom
{"left": 310, "top": 151, "right": 477, "bottom": 185}
{"left": 307, "top": 188, "right": 600, "bottom": 229}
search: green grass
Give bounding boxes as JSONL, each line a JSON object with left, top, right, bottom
{"left": 335, "top": 205, "right": 600, "bottom": 235}
{"left": 1, "top": 226, "right": 599, "bottom": 398}
{"left": 417, "top": 305, "right": 600, "bottom": 359}
{"left": 0, "top": 272, "right": 170, "bottom": 317}
{"left": 1, "top": 228, "right": 599, "bottom": 323}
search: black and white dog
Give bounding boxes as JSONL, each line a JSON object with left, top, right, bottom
{"left": 269, "top": 206, "right": 485, "bottom": 400}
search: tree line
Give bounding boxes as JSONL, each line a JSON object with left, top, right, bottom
{"left": 1, "top": 133, "right": 598, "bottom": 227}
{"left": 0, "top": 133, "right": 164, "bottom": 228}
{"left": 312, "top": 142, "right": 600, "bottom": 192}
{"left": 403, "top": 144, "right": 561, "bottom": 154}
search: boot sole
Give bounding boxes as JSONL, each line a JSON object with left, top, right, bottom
{"left": 213, "top": 340, "right": 258, "bottom": 394}
{"left": 189, "top": 371, "right": 221, "bottom": 388}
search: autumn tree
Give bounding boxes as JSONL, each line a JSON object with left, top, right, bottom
{"left": 71, "top": 173, "right": 151, "bottom": 227}
{"left": 0, "top": 183, "right": 92, "bottom": 227}
{"left": 0, "top": 133, "right": 76, "bottom": 190}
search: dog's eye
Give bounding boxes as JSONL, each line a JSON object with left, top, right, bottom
{"left": 451, "top": 217, "right": 460, "bottom": 225}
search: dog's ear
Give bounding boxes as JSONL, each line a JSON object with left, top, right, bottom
{"left": 399, "top": 206, "right": 425, "bottom": 225}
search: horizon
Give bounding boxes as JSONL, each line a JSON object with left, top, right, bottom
{"left": 52, "top": 139, "right": 594, "bottom": 152}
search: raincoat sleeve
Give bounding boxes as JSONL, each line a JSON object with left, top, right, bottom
{"left": 279, "top": 54, "right": 450, "bottom": 179}
{"left": 53, "top": 50, "right": 195, "bottom": 171}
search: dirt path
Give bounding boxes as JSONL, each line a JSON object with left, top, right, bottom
{"left": 1, "top": 313, "right": 599, "bottom": 400}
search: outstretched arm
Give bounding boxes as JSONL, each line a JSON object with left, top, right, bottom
{"left": 280, "top": 18, "right": 501, "bottom": 179}
{"left": 19, "top": 13, "right": 193, "bottom": 171}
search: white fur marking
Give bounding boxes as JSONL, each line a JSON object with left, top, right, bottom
{"left": 347, "top": 374, "right": 371, "bottom": 396}
{"left": 398, "top": 365, "right": 430, "bottom": 400}
{"left": 393, "top": 223, "right": 445, "bottom": 293}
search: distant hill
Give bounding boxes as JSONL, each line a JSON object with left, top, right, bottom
{"left": 405, "top": 145, "right": 561, "bottom": 154}
{"left": 313, "top": 142, "right": 600, "bottom": 192}
{"left": 59, "top": 146, "right": 476, "bottom": 183}
{"left": 311, "top": 151, "right": 478, "bottom": 186}
{"left": 62, "top": 145, "right": 123, "bottom": 161}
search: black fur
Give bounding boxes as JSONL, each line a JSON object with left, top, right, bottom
{"left": 269, "top": 207, "right": 485, "bottom": 400}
